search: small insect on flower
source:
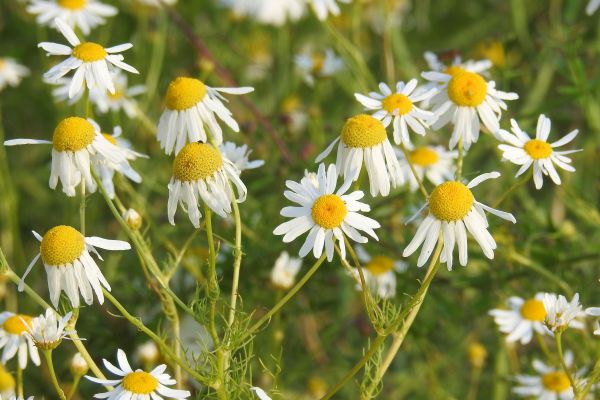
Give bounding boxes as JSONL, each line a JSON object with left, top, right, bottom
{"left": 0, "top": 312, "right": 40, "bottom": 369}
{"left": 355, "top": 80, "right": 437, "bottom": 146}
{"left": 157, "top": 77, "right": 254, "bottom": 155}
{"left": 403, "top": 172, "right": 516, "bottom": 270}
{"left": 543, "top": 293, "right": 585, "bottom": 333}
{"left": 489, "top": 294, "right": 551, "bottom": 344}
{"left": 39, "top": 18, "right": 138, "bottom": 99}
{"left": 397, "top": 145, "right": 457, "bottom": 192}
{"left": 513, "top": 352, "right": 578, "bottom": 399}
{"left": 19, "top": 225, "right": 131, "bottom": 307}
{"left": 219, "top": 141, "right": 265, "bottom": 173}
{"left": 295, "top": 48, "right": 343, "bottom": 86}
{"left": 348, "top": 246, "right": 406, "bottom": 300}
{"left": 85, "top": 349, "right": 191, "bottom": 399}
{"left": 168, "top": 142, "right": 247, "bottom": 228}
{"left": 26, "top": 0, "right": 117, "bottom": 35}
{"left": 316, "top": 114, "right": 403, "bottom": 197}
{"left": 0, "top": 58, "right": 29, "bottom": 92}
{"left": 308, "top": 0, "right": 352, "bottom": 20}
{"left": 90, "top": 72, "right": 146, "bottom": 118}
{"left": 497, "top": 115, "right": 580, "bottom": 190}
{"left": 270, "top": 251, "right": 303, "bottom": 290}
{"left": 26, "top": 309, "right": 73, "bottom": 351}
{"left": 273, "top": 163, "right": 380, "bottom": 261}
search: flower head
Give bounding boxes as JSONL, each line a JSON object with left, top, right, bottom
{"left": 26, "top": 309, "right": 73, "bottom": 350}
{"left": 0, "top": 312, "right": 40, "bottom": 369}
{"left": 0, "top": 58, "right": 29, "bottom": 91}
{"left": 308, "top": 0, "right": 351, "bottom": 20}
{"left": 513, "top": 352, "right": 578, "bottom": 399}
{"left": 90, "top": 72, "right": 145, "bottom": 118}
{"left": 270, "top": 251, "right": 303, "bottom": 290}
{"left": 219, "top": 141, "right": 265, "bottom": 173}
{"left": 295, "top": 48, "right": 343, "bottom": 86}
{"left": 222, "top": 0, "right": 305, "bottom": 26}
{"left": 397, "top": 145, "right": 457, "bottom": 192}
{"left": 27, "top": 0, "right": 117, "bottom": 35}
{"left": 489, "top": 294, "right": 550, "bottom": 344}
{"left": 70, "top": 352, "right": 89, "bottom": 376}
{"left": 348, "top": 247, "right": 406, "bottom": 299}
{"left": 543, "top": 293, "right": 584, "bottom": 333}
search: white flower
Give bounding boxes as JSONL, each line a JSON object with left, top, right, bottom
{"left": 0, "top": 58, "right": 29, "bottom": 91}
{"left": 543, "top": 293, "right": 585, "bottom": 333}
{"left": 136, "top": 0, "right": 177, "bottom": 6}
{"left": 423, "top": 51, "right": 492, "bottom": 76}
{"left": 70, "top": 352, "right": 89, "bottom": 376}
{"left": 5, "top": 396, "right": 34, "bottom": 400}
{"left": 295, "top": 48, "right": 343, "bottom": 86}
{"left": 26, "top": 309, "right": 73, "bottom": 350}
{"left": 157, "top": 77, "right": 253, "bottom": 155}
{"left": 123, "top": 208, "right": 143, "bottom": 230}
{"left": 90, "top": 72, "right": 145, "bottom": 118}
{"left": 587, "top": 0, "right": 600, "bottom": 14}
{"left": 219, "top": 141, "right": 265, "bottom": 173}
{"left": 0, "top": 313, "right": 40, "bottom": 370}
{"left": 39, "top": 18, "right": 138, "bottom": 99}
{"left": 136, "top": 341, "right": 160, "bottom": 365}
{"left": 85, "top": 349, "right": 190, "bottom": 399}
{"left": 19, "top": 225, "right": 131, "bottom": 307}
{"left": 168, "top": 142, "right": 247, "bottom": 228}
{"left": 221, "top": 0, "right": 305, "bottom": 26}
{"left": 273, "top": 163, "right": 380, "bottom": 261}
{"left": 489, "top": 294, "right": 550, "bottom": 344}
{"left": 45, "top": 76, "right": 83, "bottom": 104}
{"left": 397, "top": 145, "right": 457, "bottom": 192}
{"left": 250, "top": 387, "right": 272, "bottom": 400}
{"left": 308, "top": 0, "right": 351, "bottom": 20}
{"left": 513, "top": 352, "right": 577, "bottom": 399}
{"left": 497, "top": 115, "right": 580, "bottom": 190}
{"left": 355, "top": 80, "right": 437, "bottom": 146}
{"left": 270, "top": 251, "right": 303, "bottom": 290}
{"left": 26, "top": 0, "right": 117, "bottom": 35}
{"left": 349, "top": 246, "right": 406, "bottom": 299}
{"left": 403, "top": 172, "right": 516, "bottom": 270}
{"left": 316, "top": 114, "right": 403, "bottom": 197}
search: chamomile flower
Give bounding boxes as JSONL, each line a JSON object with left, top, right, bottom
{"left": 157, "top": 77, "right": 254, "bottom": 155}
{"left": 26, "top": 309, "right": 73, "bottom": 350}
{"left": 90, "top": 72, "right": 145, "bottom": 118}
{"left": 0, "top": 365, "right": 15, "bottom": 398}
{"left": 19, "top": 225, "right": 131, "bottom": 308}
{"left": 309, "top": 0, "right": 351, "bottom": 20}
{"left": 316, "top": 114, "right": 403, "bottom": 197}
{"left": 295, "top": 48, "right": 343, "bottom": 86}
{"left": 273, "top": 163, "right": 380, "bottom": 261}
{"left": 85, "top": 349, "right": 190, "bottom": 399}
{"left": 46, "top": 76, "right": 83, "bottom": 104}
{"left": 39, "top": 18, "right": 138, "bottom": 99}
{"left": 222, "top": 0, "right": 305, "bottom": 26}
{"left": 0, "top": 312, "right": 40, "bottom": 369}
{"left": 397, "top": 145, "right": 457, "bottom": 192}
{"left": 219, "top": 141, "right": 265, "bottom": 173}
{"left": 167, "top": 142, "right": 247, "bottom": 228}
{"left": 349, "top": 247, "right": 406, "bottom": 299}
{"left": 543, "top": 293, "right": 585, "bottom": 333}
{"left": 497, "top": 115, "right": 580, "bottom": 190}
{"left": 0, "top": 58, "right": 29, "bottom": 91}
{"left": 513, "top": 352, "right": 577, "bottom": 399}
{"left": 27, "top": 0, "right": 117, "bottom": 35}
{"left": 403, "top": 172, "right": 516, "bottom": 270}
{"left": 270, "top": 251, "right": 303, "bottom": 290}
{"left": 489, "top": 294, "right": 550, "bottom": 344}
{"left": 423, "top": 51, "right": 492, "bottom": 77}
{"left": 587, "top": 0, "right": 600, "bottom": 15}
{"left": 354, "top": 80, "right": 437, "bottom": 146}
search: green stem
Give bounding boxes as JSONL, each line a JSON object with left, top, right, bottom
{"left": 577, "top": 359, "right": 600, "bottom": 400}
{"left": 79, "top": 181, "right": 86, "bottom": 236}
{"left": 492, "top": 168, "right": 533, "bottom": 208}
{"left": 555, "top": 331, "right": 579, "bottom": 396}
{"left": 535, "top": 331, "right": 555, "bottom": 365}
{"left": 399, "top": 143, "right": 429, "bottom": 199}
{"left": 456, "top": 137, "right": 464, "bottom": 181}
{"left": 66, "top": 375, "right": 81, "bottom": 400}
{"left": 43, "top": 350, "right": 66, "bottom": 400}
{"left": 227, "top": 200, "right": 243, "bottom": 328}
{"left": 16, "top": 364, "right": 23, "bottom": 398}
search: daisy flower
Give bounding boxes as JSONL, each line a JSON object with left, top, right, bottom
{"left": 0, "top": 364, "right": 15, "bottom": 398}
{"left": 316, "top": 114, "right": 403, "bottom": 197}
{"left": 18, "top": 225, "right": 131, "bottom": 307}
{"left": 167, "top": 142, "right": 247, "bottom": 228}
{"left": 157, "top": 77, "right": 253, "bottom": 155}
{"left": 497, "top": 115, "right": 580, "bottom": 190}
{"left": 39, "top": 18, "right": 138, "bottom": 99}
{"left": 270, "top": 251, "right": 303, "bottom": 290}
{"left": 45, "top": 76, "right": 83, "bottom": 104}
{"left": 354, "top": 80, "right": 437, "bottom": 146}
{"left": 4, "top": 117, "right": 134, "bottom": 197}
{"left": 221, "top": 0, "right": 305, "bottom": 26}
{"left": 422, "top": 68, "right": 518, "bottom": 150}
{"left": 543, "top": 293, "right": 585, "bottom": 333}
{"left": 423, "top": 51, "right": 492, "bottom": 77}
{"left": 26, "top": 0, "right": 117, "bottom": 35}
{"left": 26, "top": 309, "right": 73, "bottom": 350}
{"left": 273, "top": 163, "right": 381, "bottom": 261}
{"left": 513, "top": 352, "right": 577, "bottom": 399}
{"left": 397, "top": 145, "right": 457, "bottom": 192}
{"left": 90, "top": 72, "right": 145, "bottom": 118}
{"left": 85, "top": 349, "right": 190, "bottom": 399}
{"left": 295, "top": 48, "right": 343, "bottom": 86}
{"left": 219, "top": 141, "right": 265, "bottom": 173}
{"left": 587, "top": 0, "right": 600, "bottom": 15}
{"left": 0, "top": 58, "right": 29, "bottom": 91}
{"left": 349, "top": 246, "right": 406, "bottom": 299}
{"left": 308, "top": 0, "right": 351, "bottom": 20}
{"left": 489, "top": 294, "right": 550, "bottom": 344}
{"left": 403, "top": 172, "right": 516, "bottom": 270}
{"left": 0, "top": 312, "right": 40, "bottom": 369}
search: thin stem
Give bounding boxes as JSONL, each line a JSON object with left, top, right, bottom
{"left": 577, "top": 359, "right": 600, "bottom": 400}
{"left": 555, "top": 331, "right": 579, "bottom": 396}
{"left": 227, "top": 199, "right": 243, "bottom": 328}
{"left": 456, "top": 138, "right": 464, "bottom": 181}
{"left": 16, "top": 364, "right": 23, "bottom": 398}
{"left": 466, "top": 365, "right": 483, "bottom": 400}
{"left": 43, "top": 350, "right": 66, "bottom": 400}
{"left": 399, "top": 143, "right": 429, "bottom": 199}
{"left": 535, "top": 331, "right": 555, "bottom": 365}
{"left": 66, "top": 375, "right": 81, "bottom": 400}
{"left": 492, "top": 168, "right": 533, "bottom": 208}
{"left": 79, "top": 181, "right": 86, "bottom": 236}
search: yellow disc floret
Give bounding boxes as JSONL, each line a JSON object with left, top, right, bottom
{"left": 165, "top": 77, "right": 207, "bottom": 111}
{"left": 409, "top": 147, "right": 439, "bottom": 167}
{"left": 102, "top": 133, "right": 118, "bottom": 145}
{"left": 443, "top": 65, "right": 466, "bottom": 77}
{"left": 365, "top": 256, "right": 395, "bottom": 276}
{"left": 311, "top": 53, "right": 325, "bottom": 75}
{"left": 58, "top": 0, "right": 86, "bottom": 9}
{"left": 428, "top": 181, "right": 474, "bottom": 221}
{"left": 3, "top": 315, "right": 33, "bottom": 335}
{"left": 542, "top": 371, "right": 571, "bottom": 392}
{"left": 0, "top": 365, "right": 15, "bottom": 391}
{"left": 520, "top": 299, "right": 547, "bottom": 321}
{"left": 524, "top": 139, "right": 552, "bottom": 160}
{"left": 311, "top": 194, "right": 347, "bottom": 229}
{"left": 122, "top": 371, "right": 158, "bottom": 394}
{"left": 341, "top": 114, "right": 387, "bottom": 148}
{"left": 382, "top": 94, "right": 413, "bottom": 115}
{"left": 447, "top": 71, "right": 487, "bottom": 107}
{"left": 40, "top": 225, "right": 85, "bottom": 266}
{"left": 72, "top": 42, "right": 107, "bottom": 62}
{"left": 52, "top": 117, "right": 95, "bottom": 152}
{"left": 173, "top": 142, "right": 223, "bottom": 182}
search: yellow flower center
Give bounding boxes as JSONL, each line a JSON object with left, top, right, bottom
{"left": 52, "top": 117, "right": 95, "bottom": 152}
{"left": 409, "top": 147, "right": 439, "bottom": 167}
{"left": 520, "top": 299, "right": 547, "bottom": 321}
{"left": 2, "top": 315, "right": 33, "bottom": 335}
{"left": 72, "top": 42, "right": 107, "bottom": 62}
{"left": 365, "top": 256, "right": 395, "bottom": 276}
{"left": 542, "top": 371, "right": 571, "bottom": 393}
{"left": 165, "top": 77, "right": 207, "bottom": 111}
{"left": 341, "top": 114, "right": 387, "bottom": 148}
{"left": 467, "top": 342, "right": 487, "bottom": 368}
{"left": 428, "top": 181, "right": 474, "bottom": 221}
{"left": 447, "top": 71, "right": 487, "bottom": 107}
{"left": 0, "top": 365, "right": 15, "bottom": 391}
{"left": 40, "top": 225, "right": 85, "bottom": 266}
{"left": 382, "top": 94, "right": 413, "bottom": 115}
{"left": 0, "top": 59, "right": 5, "bottom": 69}
{"left": 311, "top": 194, "right": 347, "bottom": 229}
{"left": 58, "top": 0, "right": 86, "bottom": 10}
{"left": 102, "top": 133, "right": 118, "bottom": 145}
{"left": 524, "top": 139, "right": 552, "bottom": 160}
{"left": 172, "top": 142, "right": 223, "bottom": 182}
{"left": 311, "top": 54, "right": 325, "bottom": 74}
{"left": 122, "top": 371, "right": 158, "bottom": 395}
{"left": 107, "top": 90, "right": 124, "bottom": 101}
{"left": 443, "top": 65, "right": 466, "bottom": 77}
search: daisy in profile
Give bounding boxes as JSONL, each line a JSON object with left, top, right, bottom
{"left": 0, "top": 57, "right": 29, "bottom": 91}
{"left": 543, "top": 293, "right": 585, "bottom": 333}
{"left": 26, "top": 0, "right": 117, "bottom": 35}
{"left": 308, "top": 0, "right": 351, "bottom": 20}
{"left": 273, "top": 163, "right": 380, "bottom": 261}
{"left": 513, "top": 352, "right": 577, "bottom": 399}
{"left": 295, "top": 48, "right": 343, "bottom": 86}
{"left": 497, "top": 115, "right": 580, "bottom": 190}
{"left": 0, "top": 312, "right": 40, "bottom": 369}
{"left": 397, "top": 145, "right": 457, "bottom": 192}
{"left": 221, "top": 0, "right": 305, "bottom": 26}
{"left": 18, "top": 225, "right": 131, "bottom": 307}
{"left": 219, "top": 141, "right": 265, "bottom": 173}
{"left": 4, "top": 117, "right": 132, "bottom": 197}
{"left": 157, "top": 77, "right": 253, "bottom": 155}
{"left": 90, "top": 72, "right": 145, "bottom": 118}
{"left": 85, "top": 349, "right": 190, "bottom": 399}
{"left": 168, "top": 142, "right": 247, "bottom": 228}
{"left": 270, "top": 251, "right": 303, "bottom": 290}
{"left": 423, "top": 51, "right": 492, "bottom": 77}
{"left": 39, "top": 18, "right": 138, "bottom": 99}
{"left": 403, "top": 172, "right": 516, "bottom": 269}
{"left": 348, "top": 246, "right": 406, "bottom": 299}
{"left": 489, "top": 294, "right": 550, "bottom": 344}
{"left": 354, "top": 80, "right": 437, "bottom": 146}
{"left": 26, "top": 309, "right": 73, "bottom": 350}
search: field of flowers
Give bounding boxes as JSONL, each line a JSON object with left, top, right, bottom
{"left": 0, "top": 0, "right": 599, "bottom": 399}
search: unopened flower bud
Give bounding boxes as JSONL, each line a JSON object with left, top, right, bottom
{"left": 136, "top": 340, "right": 160, "bottom": 365}
{"left": 123, "top": 208, "right": 142, "bottom": 230}
{"left": 468, "top": 342, "right": 487, "bottom": 368}
{"left": 70, "top": 352, "right": 89, "bottom": 376}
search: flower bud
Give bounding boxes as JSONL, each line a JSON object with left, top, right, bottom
{"left": 136, "top": 340, "right": 160, "bottom": 365}
{"left": 468, "top": 342, "right": 487, "bottom": 368}
{"left": 123, "top": 208, "right": 142, "bottom": 230}
{"left": 70, "top": 352, "right": 89, "bottom": 376}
